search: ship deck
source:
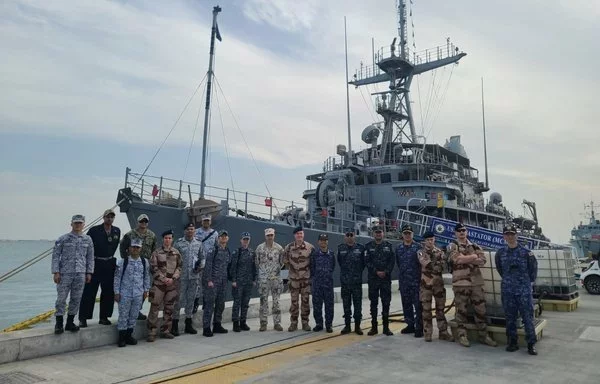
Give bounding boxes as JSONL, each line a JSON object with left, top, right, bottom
{"left": 0, "top": 285, "right": 598, "bottom": 383}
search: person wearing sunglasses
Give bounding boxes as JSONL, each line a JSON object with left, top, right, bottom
{"left": 447, "top": 223, "right": 497, "bottom": 348}
{"left": 337, "top": 230, "right": 366, "bottom": 335}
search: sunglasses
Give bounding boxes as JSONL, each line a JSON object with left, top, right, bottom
{"left": 345, "top": 233, "right": 354, "bottom": 237}
{"left": 457, "top": 229, "right": 467, "bottom": 233}
{"left": 139, "top": 219, "right": 149, "bottom": 224}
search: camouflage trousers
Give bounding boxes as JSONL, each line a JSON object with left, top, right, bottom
{"left": 117, "top": 294, "right": 143, "bottom": 331}
{"left": 420, "top": 279, "right": 448, "bottom": 337}
{"left": 502, "top": 291, "right": 536, "bottom": 344}
{"left": 147, "top": 285, "right": 178, "bottom": 336}
{"left": 203, "top": 279, "right": 227, "bottom": 327}
{"left": 453, "top": 285, "right": 488, "bottom": 338}
{"left": 232, "top": 282, "right": 253, "bottom": 322}
{"left": 55, "top": 273, "right": 86, "bottom": 317}
{"left": 368, "top": 277, "right": 391, "bottom": 320}
{"left": 341, "top": 283, "right": 362, "bottom": 323}
{"left": 258, "top": 279, "right": 282, "bottom": 326}
{"left": 289, "top": 279, "right": 311, "bottom": 325}
{"left": 312, "top": 280, "right": 334, "bottom": 328}
{"left": 399, "top": 283, "right": 422, "bottom": 330}
{"left": 173, "top": 278, "right": 198, "bottom": 320}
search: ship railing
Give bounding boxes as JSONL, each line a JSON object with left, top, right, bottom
{"left": 323, "top": 156, "right": 345, "bottom": 172}
{"left": 353, "top": 41, "right": 464, "bottom": 83}
{"left": 124, "top": 168, "right": 306, "bottom": 220}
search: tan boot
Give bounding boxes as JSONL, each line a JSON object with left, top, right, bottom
{"left": 288, "top": 323, "right": 298, "bottom": 332}
{"left": 458, "top": 335, "right": 470, "bottom": 347}
{"left": 160, "top": 332, "right": 175, "bottom": 339}
{"left": 479, "top": 334, "right": 497, "bottom": 347}
{"left": 439, "top": 330, "right": 455, "bottom": 342}
{"left": 274, "top": 324, "right": 283, "bottom": 331}
{"left": 424, "top": 333, "right": 432, "bottom": 342}
{"left": 259, "top": 323, "right": 267, "bottom": 332}
{"left": 147, "top": 335, "right": 156, "bottom": 342}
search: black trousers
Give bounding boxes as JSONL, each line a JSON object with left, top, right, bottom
{"left": 79, "top": 258, "right": 116, "bottom": 320}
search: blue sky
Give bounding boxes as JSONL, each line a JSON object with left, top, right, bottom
{"left": 1, "top": 0, "right": 599, "bottom": 243}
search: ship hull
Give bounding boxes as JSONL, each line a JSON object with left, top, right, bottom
{"left": 570, "top": 238, "right": 600, "bottom": 259}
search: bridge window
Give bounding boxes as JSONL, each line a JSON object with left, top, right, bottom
{"left": 380, "top": 173, "right": 391, "bottom": 184}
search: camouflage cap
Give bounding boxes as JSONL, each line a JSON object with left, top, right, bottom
{"left": 103, "top": 209, "right": 115, "bottom": 217}
{"left": 201, "top": 214, "right": 212, "bottom": 222}
{"left": 264, "top": 228, "right": 275, "bottom": 235}
{"left": 218, "top": 229, "right": 229, "bottom": 237}
{"left": 130, "top": 238, "right": 143, "bottom": 248}
{"left": 137, "top": 214, "right": 149, "bottom": 222}
{"left": 71, "top": 214, "right": 85, "bottom": 223}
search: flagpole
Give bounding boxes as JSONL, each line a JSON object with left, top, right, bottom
{"left": 200, "top": 5, "right": 222, "bottom": 199}
{"left": 344, "top": 16, "right": 352, "bottom": 157}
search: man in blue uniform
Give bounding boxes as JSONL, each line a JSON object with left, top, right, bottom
{"left": 365, "top": 226, "right": 395, "bottom": 336}
{"left": 202, "top": 230, "right": 231, "bottom": 337}
{"left": 231, "top": 232, "right": 257, "bottom": 332}
{"left": 194, "top": 214, "right": 218, "bottom": 314}
{"left": 395, "top": 224, "right": 423, "bottom": 337}
{"left": 495, "top": 224, "right": 539, "bottom": 355}
{"left": 310, "top": 234, "right": 335, "bottom": 333}
{"left": 79, "top": 209, "right": 120, "bottom": 327}
{"left": 337, "top": 230, "right": 365, "bottom": 335}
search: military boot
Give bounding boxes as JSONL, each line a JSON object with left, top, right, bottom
{"left": 302, "top": 322, "right": 312, "bottom": 331}
{"left": 326, "top": 326, "right": 333, "bottom": 333}
{"left": 184, "top": 318, "right": 197, "bottom": 334}
{"left": 288, "top": 322, "right": 298, "bottom": 332}
{"left": 424, "top": 333, "right": 432, "bottom": 342}
{"left": 233, "top": 321, "right": 241, "bottom": 332}
{"left": 240, "top": 320, "right": 250, "bottom": 331}
{"left": 171, "top": 319, "right": 180, "bottom": 336}
{"left": 54, "top": 316, "right": 64, "bottom": 335}
{"left": 312, "top": 324, "right": 324, "bottom": 332}
{"left": 259, "top": 322, "right": 267, "bottom": 332}
{"left": 479, "top": 333, "right": 498, "bottom": 347}
{"left": 203, "top": 327, "right": 213, "bottom": 337}
{"left": 118, "top": 330, "right": 127, "bottom": 347}
{"left": 273, "top": 323, "right": 283, "bottom": 331}
{"left": 506, "top": 343, "right": 519, "bottom": 352}
{"left": 439, "top": 330, "right": 455, "bottom": 342}
{"left": 79, "top": 319, "right": 88, "bottom": 328}
{"left": 160, "top": 331, "right": 175, "bottom": 339}
{"left": 125, "top": 329, "right": 138, "bottom": 345}
{"left": 458, "top": 334, "right": 470, "bottom": 347}
{"left": 528, "top": 343, "right": 538, "bottom": 356}
{"left": 367, "top": 320, "right": 378, "bottom": 336}
{"left": 213, "top": 323, "right": 228, "bottom": 334}
{"left": 401, "top": 325, "right": 415, "bottom": 334}
{"left": 65, "top": 315, "right": 80, "bottom": 332}
{"left": 354, "top": 321, "right": 363, "bottom": 335}
{"left": 382, "top": 317, "right": 393, "bottom": 336}
{"left": 414, "top": 328, "right": 424, "bottom": 338}
{"left": 340, "top": 321, "right": 352, "bottom": 335}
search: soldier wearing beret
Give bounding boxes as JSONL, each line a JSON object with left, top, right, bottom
{"left": 283, "top": 226, "right": 314, "bottom": 332}
{"left": 146, "top": 229, "right": 182, "bottom": 341}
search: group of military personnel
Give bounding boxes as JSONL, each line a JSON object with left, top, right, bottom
{"left": 51, "top": 210, "right": 538, "bottom": 355}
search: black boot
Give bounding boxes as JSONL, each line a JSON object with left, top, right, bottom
{"left": 118, "top": 330, "right": 127, "bottom": 347}
{"left": 401, "top": 325, "right": 415, "bottom": 334}
{"left": 79, "top": 319, "right": 88, "bottom": 328}
{"left": 125, "top": 329, "right": 138, "bottom": 345}
{"left": 65, "top": 315, "right": 80, "bottom": 332}
{"left": 172, "top": 319, "right": 180, "bottom": 336}
{"left": 354, "top": 321, "right": 363, "bottom": 335}
{"left": 192, "top": 298, "right": 200, "bottom": 314}
{"left": 506, "top": 343, "right": 519, "bottom": 352}
{"left": 213, "top": 323, "right": 228, "bottom": 334}
{"left": 233, "top": 321, "right": 241, "bottom": 332}
{"left": 240, "top": 320, "right": 250, "bottom": 331}
{"left": 137, "top": 312, "right": 147, "bottom": 320}
{"left": 184, "top": 318, "right": 197, "bottom": 334}
{"left": 414, "top": 329, "right": 424, "bottom": 338}
{"left": 382, "top": 317, "right": 393, "bottom": 336}
{"left": 528, "top": 343, "right": 538, "bottom": 356}
{"left": 341, "top": 322, "right": 352, "bottom": 335}
{"left": 54, "top": 316, "right": 64, "bottom": 335}
{"left": 203, "top": 327, "right": 213, "bottom": 337}
{"left": 368, "top": 320, "right": 378, "bottom": 336}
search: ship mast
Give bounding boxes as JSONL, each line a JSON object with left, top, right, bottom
{"left": 200, "top": 6, "right": 222, "bottom": 199}
{"left": 350, "top": 0, "right": 466, "bottom": 165}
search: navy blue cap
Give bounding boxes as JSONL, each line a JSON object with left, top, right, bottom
{"left": 241, "top": 231, "right": 251, "bottom": 239}
{"left": 401, "top": 224, "right": 413, "bottom": 233}
{"left": 503, "top": 224, "right": 517, "bottom": 234}
{"left": 454, "top": 223, "right": 466, "bottom": 231}
{"left": 318, "top": 233, "right": 328, "bottom": 241}
{"left": 184, "top": 222, "right": 195, "bottom": 230}
{"left": 372, "top": 226, "right": 383, "bottom": 232}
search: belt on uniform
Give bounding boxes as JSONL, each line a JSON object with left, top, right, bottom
{"left": 95, "top": 256, "right": 115, "bottom": 261}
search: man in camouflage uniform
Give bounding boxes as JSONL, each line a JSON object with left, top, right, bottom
{"left": 114, "top": 238, "right": 150, "bottom": 347}
{"left": 172, "top": 223, "right": 204, "bottom": 336}
{"left": 202, "top": 229, "right": 231, "bottom": 337}
{"left": 147, "top": 229, "right": 182, "bottom": 341}
{"left": 119, "top": 214, "right": 156, "bottom": 320}
{"left": 495, "top": 224, "right": 538, "bottom": 355}
{"left": 52, "top": 214, "right": 95, "bottom": 334}
{"left": 418, "top": 231, "right": 454, "bottom": 342}
{"left": 337, "top": 230, "right": 365, "bottom": 335}
{"left": 310, "top": 233, "right": 335, "bottom": 333}
{"left": 255, "top": 228, "right": 284, "bottom": 332}
{"left": 284, "top": 226, "right": 313, "bottom": 332}
{"left": 231, "top": 232, "right": 257, "bottom": 332}
{"left": 447, "top": 223, "right": 497, "bottom": 347}
{"left": 194, "top": 214, "right": 218, "bottom": 314}
{"left": 395, "top": 224, "right": 423, "bottom": 337}
{"left": 365, "top": 226, "right": 395, "bottom": 336}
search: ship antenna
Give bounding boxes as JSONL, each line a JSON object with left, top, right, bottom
{"left": 344, "top": 16, "right": 352, "bottom": 156}
{"left": 481, "top": 77, "right": 489, "bottom": 189}
{"left": 200, "top": 5, "right": 222, "bottom": 199}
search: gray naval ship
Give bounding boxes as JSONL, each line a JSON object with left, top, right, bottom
{"left": 116, "top": 2, "right": 559, "bottom": 272}
{"left": 570, "top": 201, "right": 600, "bottom": 259}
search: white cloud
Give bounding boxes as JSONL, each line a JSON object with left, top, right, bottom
{"left": 241, "top": 0, "right": 320, "bottom": 32}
